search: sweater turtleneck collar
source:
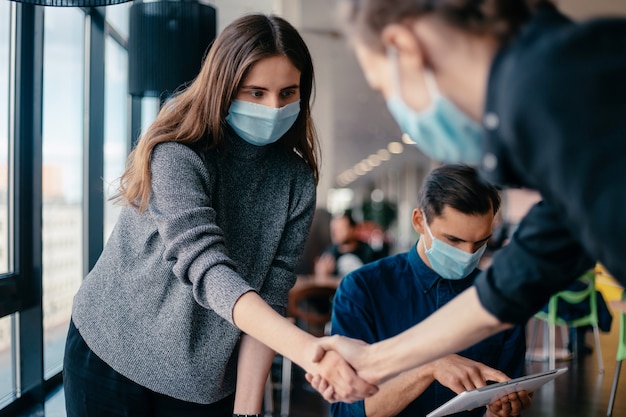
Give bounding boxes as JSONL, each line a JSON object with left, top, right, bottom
{"left": 223, "top": 125, "right": 273, "bottom": 161}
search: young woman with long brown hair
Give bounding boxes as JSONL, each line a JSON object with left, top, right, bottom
{"left": 63, "top": 14, "right": 375, "bottom": 417}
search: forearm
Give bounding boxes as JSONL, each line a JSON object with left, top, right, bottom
{"left": 364, "top": 366, "right": 435, "bottom": 417}
{"left": 234, "top": 334, "right": 276, "bottom": 414}
{"left": 364, "top": 287, "right": 510, "bottom": 384}
{"left": 232, "top": 291, "right": 317, "bottom": 371}
{"left": 233, "top": 291, "right": 378, "bottom": 403}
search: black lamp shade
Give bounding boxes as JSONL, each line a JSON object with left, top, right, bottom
{"left": 128, "top": 0, "right": 217, "bottom": 98}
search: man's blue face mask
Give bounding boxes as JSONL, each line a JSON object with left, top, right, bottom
{"left": 385, "top": 48, "right": 484, "bottom": 165}
{"left": 422, "top": 212, "right": 486, "bottom": 280}
{"left": 226, "top": 99, "right": 300, "bottom": 146}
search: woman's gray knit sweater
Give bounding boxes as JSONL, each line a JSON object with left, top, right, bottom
{"left": 71, "top": 135, "right": 316, "bottom": 404}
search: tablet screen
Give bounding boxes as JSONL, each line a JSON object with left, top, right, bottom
{"left": 426, "top": 367, "right": 568, "bottom": 417}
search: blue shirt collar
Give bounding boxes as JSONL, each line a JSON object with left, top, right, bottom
{"left": 408, "top": 240, "right": 439, "bottom": 292}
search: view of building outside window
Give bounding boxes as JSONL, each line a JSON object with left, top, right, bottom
{"left": 41, "top": 8, "right": 85, "bottom": 379}
{"left": 104, "top": 36, "right": 129, "bottom": 241}
{"left": 0, "top": 6, "right": 10, "bottom": 277}
{"left": 0, "top": 315, "right": 13, "bottom": 407}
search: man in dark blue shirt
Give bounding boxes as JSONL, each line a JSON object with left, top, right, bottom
{"left": 330, "top": 165, "right": 530, "bottom": 417}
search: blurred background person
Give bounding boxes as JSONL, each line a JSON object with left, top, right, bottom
{"left": 315, "top": 211, "right": 376, "bottom": 280}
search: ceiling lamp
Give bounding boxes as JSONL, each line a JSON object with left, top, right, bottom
{"left": 387, "top": 141, "right": 404, "bottom": 154}
{"left": 401, "top": 133, "right": 416, "bottom": 145}
{"left": 9, "top": 0, "right": 131, "bottom": 6}
{"left": 128, "top": 0, "right": 217, "bottom": 98}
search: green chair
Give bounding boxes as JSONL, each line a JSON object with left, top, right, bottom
{"left": 606, "top": 291, "right": 626, "bottom": 417}
{"left": 529, "top": 270, "right": 604, "bottom": 373}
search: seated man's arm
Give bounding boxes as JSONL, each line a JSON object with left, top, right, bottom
{"left": 364, "top": 354, "right": 512, "bottom": 417}
{"left": 363, "top": 366, "right": 434, "bottom": 417}
{"left": 362, "top": 350, "right": 532, "bottom": 417}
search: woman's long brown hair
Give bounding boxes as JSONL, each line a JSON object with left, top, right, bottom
{"left": 118, "top": 14, "right": 319, "bottom": 211}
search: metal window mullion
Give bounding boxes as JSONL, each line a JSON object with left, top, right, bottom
{"left": 0, "top": 3, "right": 20, "bottom": 321}
{"left": 13, "top": 2, "right": 44, "bottom": 403}
{"left": 83, "top": 9, "right": 105, "bottom": 275}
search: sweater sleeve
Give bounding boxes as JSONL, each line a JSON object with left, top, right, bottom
{"left": 474, "top": 201, "right": 593, "bottom": 324}
{"left": 148, "top": 142, "right": 253, "bottom": 324}
{"left": 259, "top": 159, "right": 317, "bottom": 311}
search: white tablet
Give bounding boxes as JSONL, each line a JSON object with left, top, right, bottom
{"left": 426, "top": 367, "right": 568, "bottom": 417}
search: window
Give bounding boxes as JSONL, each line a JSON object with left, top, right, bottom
{"left": 106, "top": 2, "right": 130, "bottom": 40}
{"left": 103, "top": 36, "right": 129, "bottom": 241}
{"left": 0, "top": 315, "right": 15, "bottom": 408}
{"left": 0, "top": 2, "right": 15, "bottom": 408}
{"left": 0, "top": 0, "right": 11, "bottom": 276}
{"left": 0, "top": 4, "right": 136, "bottom": 412}
{"left": 41, "top": 8, "right": 85, "bottom": 378}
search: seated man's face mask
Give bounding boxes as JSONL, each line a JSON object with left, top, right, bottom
{"left": 422, "top": 212, "right": 486, "bottom": 280}
{"left": 385, "top": 47, "right": 484, "bottom": 166}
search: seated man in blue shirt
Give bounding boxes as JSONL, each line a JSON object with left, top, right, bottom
{"left": 330, "top": 165, "right": 531, "bottom": 417}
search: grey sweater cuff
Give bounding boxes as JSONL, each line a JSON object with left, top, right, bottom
{"left": 194, "top": 263, "right": 255, "bottom": 325}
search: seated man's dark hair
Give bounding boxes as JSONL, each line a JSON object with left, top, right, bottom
{"left": 418, "top": 164, "right": 501, "bottom": 223}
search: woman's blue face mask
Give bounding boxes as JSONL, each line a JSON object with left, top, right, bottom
{"left": 226, "top": 99, "right": 300, "bottom": 146}
{"left": 422, "top": 212, "right": 486, "bottom": 280}
{"left": 385, "top": 48, "right": 484, "bottom": 165}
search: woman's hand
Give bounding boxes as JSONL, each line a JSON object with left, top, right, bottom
{"left": 307, "top": 334, "right": 386, "bottom": 402}
{"left": 306, "top": 347, "right": 378, "bottom": 403}
{"left": 312, "top": 335, "right": 378, "bottom": 382}
{"left": 231, "top": 293, "right": 377, "bottom": 403}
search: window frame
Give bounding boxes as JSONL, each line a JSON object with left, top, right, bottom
{"left": 0, "top": 5, "right": 133, "bottom": 415}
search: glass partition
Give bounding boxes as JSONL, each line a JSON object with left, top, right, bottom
{"left": 41, "top": 7, "right": 85, "bottom": 379}
{"left": 0, "top": 0, "right": 11, "bottom": 276}
{"left": 0, "top": 3, "right": 16, "bottom": 408}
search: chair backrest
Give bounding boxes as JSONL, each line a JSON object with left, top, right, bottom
{"left": 618, "top": 291, "right": 626, "bottom": 362}
{"left": 546, "top": 270, "right": 598, "bottom": 328}
{"left": 287, "top": 284, "right": 336, "bottom": 327}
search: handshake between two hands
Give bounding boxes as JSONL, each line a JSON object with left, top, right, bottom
{"left": 304, "top": 335, "right": 532, "bottom": 417}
